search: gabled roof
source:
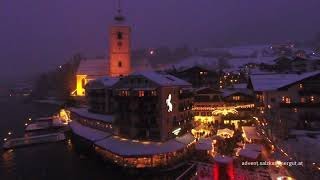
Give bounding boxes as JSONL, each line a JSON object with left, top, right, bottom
{"left": 249, "top": 71, "right": 320, "bottom": 91}
{"left": 196, "top": 87, "right": 222, "bottom": 94}
{"left": 98, "top": 76, "right": 119, "bottom": 87}
{"left": 77, "top": 59, "right": 108, "bottom": 76}
{"left": 86, "top": 76, "right": 119, "bottom": 89}
{"left": 222, "top": 89, "right": 252, "bottom": 98}
{"left": 239, "top": 149, "right": 260, "bottom": 160}
{"left": 274, "top": 56, "right": 292, "bottom": 62}
{"left": 167, "top": 56, "right": 219, "bottom": 71}
{"left": 177, "top": 65, "right": 215, "bottom": 73}
{"left": 132, "top": 71, "right": 191, "bottom": 87}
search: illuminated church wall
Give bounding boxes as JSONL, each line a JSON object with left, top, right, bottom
{"left": 76, "top": 75, "right": 87, "bottom": 96}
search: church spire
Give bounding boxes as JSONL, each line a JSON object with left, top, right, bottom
{"left": 114, "top": 0, "right": 125, "bottom": 22}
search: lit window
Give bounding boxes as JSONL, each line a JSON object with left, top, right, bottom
{"left": 151, "top": 90, "right": 157, "bottom": 96}
{"left": 119, "top": 90, "right": 129, "bottom": 96}
{"left": 232, "top": 96, "right": 240, "bottom": 101}
{"left": 200, "top": 71, "right": 203, "bottom": 75}
{"left": 285, "top": 97, "right": 291, "bottom": 104}
{"left": 311, "top": 96, "right": 315, "bottom": 102}
{"left": 138, "top": 91, "right": 144, "bottom": 97}
{"left": 299, "top": 84, "right": 303, "bottom": 89}
{"left": 293, "top": 108, "right": 298, "bottom": 113}
{"left": 301, "top": 97, "right": 305, "bottom": 103}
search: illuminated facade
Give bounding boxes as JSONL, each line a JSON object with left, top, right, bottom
{"left": 193, "top": 87, "right": 255, "bottom": 127}
{"left": 108, "top": 25, "right": 131, "bottom": 77}
{"left": 73, "top": 59, "right": 108, "bottom": 96}
{"left": 70, "top": 71, "right": 196, "bottom": 168}
{"left": 75, "top": 74, "right": 87, "bottom": 96}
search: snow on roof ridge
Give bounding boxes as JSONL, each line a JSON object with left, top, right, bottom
{"left": 250, "top": 70, "right": 320, "bottom": 91}
{"left": 132, "top": 71, "right": 191, "bottom": 86}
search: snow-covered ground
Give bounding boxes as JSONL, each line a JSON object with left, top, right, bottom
{"left": 166, "top": 45, "right": 279, "bottom": 72}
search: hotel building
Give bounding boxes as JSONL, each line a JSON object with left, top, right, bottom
{"left": 69, "top": 71, "right": 195, "bottom": 168}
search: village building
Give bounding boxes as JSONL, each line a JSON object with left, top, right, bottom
{"left": 248, "top": 71, "right": 320, "bottom": 136}
{"left": 69, "top": 71, "right": 196, "bottom": 168}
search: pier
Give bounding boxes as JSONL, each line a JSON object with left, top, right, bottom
{"left": 25, "top": 117, "right": 67, "bottom": 132}
{"left": 3, "top": 133, "right": 66, "bottom": 149}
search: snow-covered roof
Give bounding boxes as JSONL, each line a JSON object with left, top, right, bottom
{"left": 69, "top": 120, "right": 111, "bottom": 141}
{"left": 250, "top": 71, "right": 320, "bottom": 91}
{"left": 70, "top": 121, "right": 195, "bottom": 157}
{"left": 167, "top": 56, "right": 219, "bottom": 71}
{"left": 242, "top": 126, "right": 262, "bottom": 141}
{"left": 214, "top": 155, "right": 233, "bottom": 164}
{"left": 97, "top": 76, "right": 119, "bottom": 87}
{"left": 239, "top": 149, "right": 260, "bottom": 159}
{"left": 86, "top": 77, "right": 119, "bottom": 90}
{"left": 221, "top": 89, "right": 252, "bottom": 97}
{"left": 195, "top": 138, "right": 212, "bottom": 151}
{"left": 175, "top": 133, "right": 195, "bottom": 145}
{"left": 132, "top": 71, "right": 191, "bottom": 87}
{"left": 95, "top": 133, "right": 194, "bottom": 156}
{"left": 244, "top": 143, "right": 263, "bottom": 152}
{"left": 77, "top": 59, "right": 108, "bottom": 76}
{"left": 69, "top": 107, "right": 114, "bottom": 123}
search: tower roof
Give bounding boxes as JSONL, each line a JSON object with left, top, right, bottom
{"left": 114, "top": 0, "right": 125, "bottom": 22}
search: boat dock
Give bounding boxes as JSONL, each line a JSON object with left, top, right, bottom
{"left": 25, "top": 117, "right": 67, "bottom": 132}
{"left": 3, "top": 133, "right": 66, "bottom": 149}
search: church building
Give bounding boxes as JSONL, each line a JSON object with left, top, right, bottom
{"left": 72, "top": 4, "right": 131, "bottom": 96}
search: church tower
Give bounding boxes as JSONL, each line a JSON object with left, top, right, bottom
{"left": 109, "top": 0, "right": 131, "bottom": 77}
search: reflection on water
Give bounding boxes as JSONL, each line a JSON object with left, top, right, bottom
{"left": 2, "top": 149, "right": 15, "bottom": 175}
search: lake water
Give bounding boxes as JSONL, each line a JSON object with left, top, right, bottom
{"left": 0, "top": 97, "right": 186, "bottom": 180}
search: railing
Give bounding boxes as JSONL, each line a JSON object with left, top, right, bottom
{"left": 3, "top": 133, "right": 66, "bottom": 149}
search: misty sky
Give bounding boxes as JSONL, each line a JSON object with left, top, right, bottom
{"left": 1, "top": 0, "right": 320, "bottom": 83}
